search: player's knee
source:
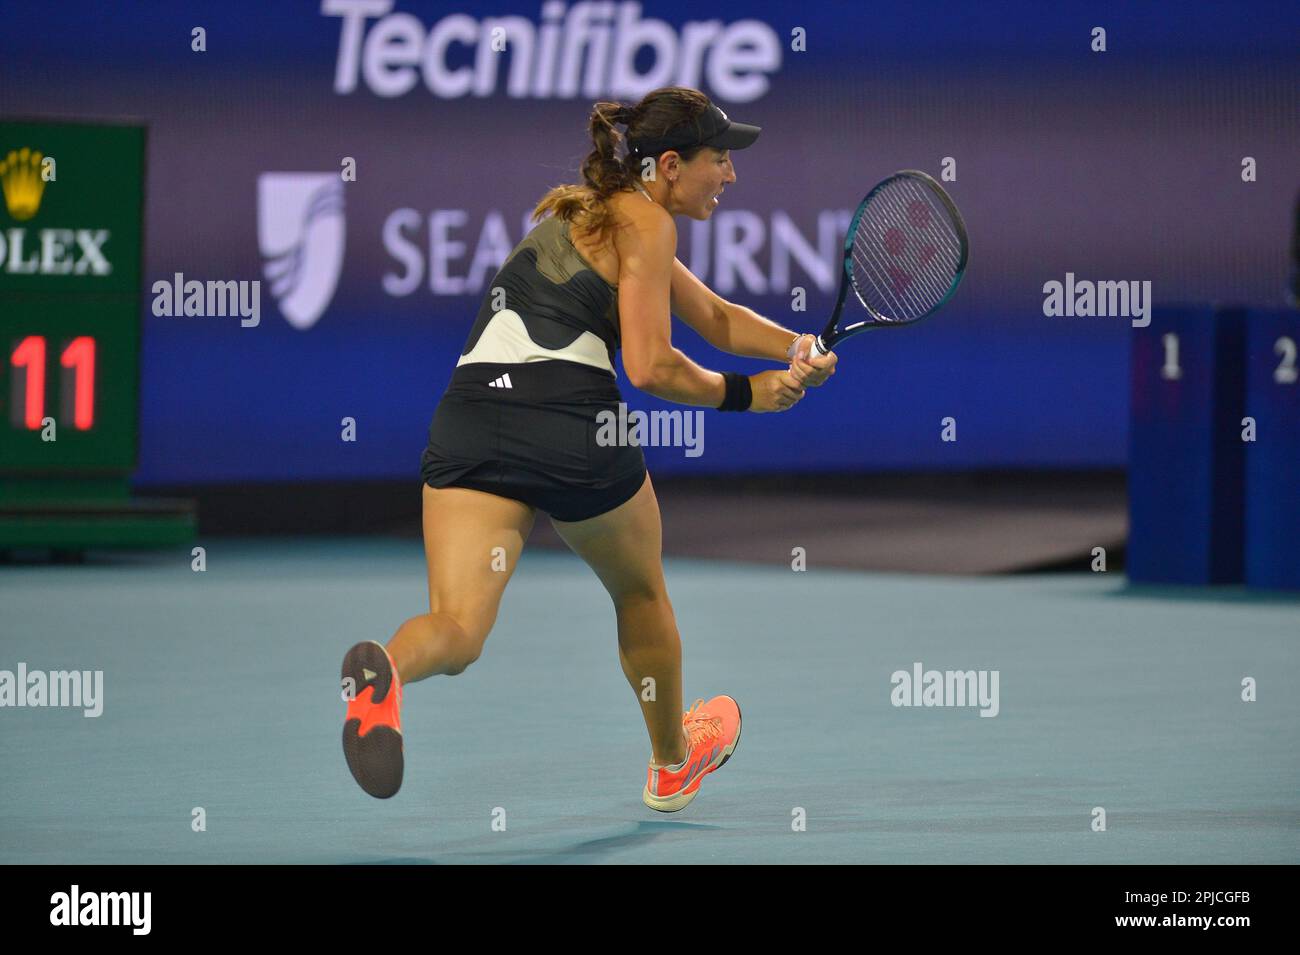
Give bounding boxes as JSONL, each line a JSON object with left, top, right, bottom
{"left": 611, "top": 582, "right": 669, "bottom": 610}
{"left": 446, "top": 636, "right": 487, "bottom": 675}
{"left": 434, "top": 610, "right": 490, "bottom": 675}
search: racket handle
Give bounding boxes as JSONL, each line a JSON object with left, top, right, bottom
{"left": 790, "top": 333, "right": 829, "bottom": 360}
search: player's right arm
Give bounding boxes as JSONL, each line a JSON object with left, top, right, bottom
{"left": 616, "top": 202, "right": 803, "bottom": 412}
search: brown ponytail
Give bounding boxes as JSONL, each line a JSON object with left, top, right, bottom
{"left": 531, "top": 87, "right": 712, "bottom": 247}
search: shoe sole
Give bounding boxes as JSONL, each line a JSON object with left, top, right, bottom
{"left": 642, "top": 699, "right": 742, "bottom": 813}
{"left": 341, "top": 641, "right": 403, "bottom": 799}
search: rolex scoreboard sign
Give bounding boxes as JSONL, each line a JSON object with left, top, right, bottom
{"left": 0, "top": 119, "right": 191, "bottom": 551}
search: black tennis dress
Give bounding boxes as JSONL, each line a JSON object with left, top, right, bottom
{"left": 419, "top": 200, "right": 647, "bottom": 522}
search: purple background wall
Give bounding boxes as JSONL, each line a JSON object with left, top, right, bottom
{"left": 2, "top": 0, "right": 1297, "bottom": 482}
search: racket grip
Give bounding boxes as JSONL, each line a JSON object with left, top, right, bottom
{"left": 790, "top": 333, "right": 828, "bottom": 360}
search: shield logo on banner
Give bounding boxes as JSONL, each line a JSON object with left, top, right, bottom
{"left": 257, "top": 173, "right": 345, "bottom": 329}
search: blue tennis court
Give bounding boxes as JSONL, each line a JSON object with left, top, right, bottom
{"left": 3, "top": 539, "right": 1295, "bottom": 864}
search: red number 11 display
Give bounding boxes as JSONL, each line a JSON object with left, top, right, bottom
{"left": 9, "top": 335, "right": 96, "bottom": 430}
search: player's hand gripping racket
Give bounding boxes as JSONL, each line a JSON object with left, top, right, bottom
{"left": 802, "top": 170, "right": 969, "bottom": 357}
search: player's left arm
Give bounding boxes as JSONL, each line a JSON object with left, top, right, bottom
{"left": 669, "top": 257, "right": 836, "bottom": 384}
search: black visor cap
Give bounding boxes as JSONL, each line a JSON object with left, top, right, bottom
{"left": 629, "top": 103, "right": 761, "bottom": 155}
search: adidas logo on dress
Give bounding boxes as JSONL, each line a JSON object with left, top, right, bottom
{"left": 488, "top": 373, "right": 514, "bottom": 389}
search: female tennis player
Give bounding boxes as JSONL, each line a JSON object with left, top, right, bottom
{"left": 341, "top": 86, "right": 837, "bottom": 811}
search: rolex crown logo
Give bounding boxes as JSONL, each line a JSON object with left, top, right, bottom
{"left": 0, "top": 147, "right": 47, "bottom": 221}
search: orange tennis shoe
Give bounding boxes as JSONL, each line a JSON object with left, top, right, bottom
{"left": 341, "top": 640, "right": 404, "bottom": 798}
{"left": 642, "top": 695, "right": 742, "bottom": 812}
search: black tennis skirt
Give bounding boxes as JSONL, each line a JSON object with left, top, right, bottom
{"left": 419, "top": 360, "right": 647, "bottom": 522}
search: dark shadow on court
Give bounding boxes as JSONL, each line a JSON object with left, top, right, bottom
{"left": 517, "top": 820, "right": 727, "bottom": 864}
{"left": 1106, "top": 584, "right": 1300, "bottom": 606}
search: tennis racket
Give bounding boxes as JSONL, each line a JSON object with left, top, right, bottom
{"left": 802, "top": 170, "right": 968, "bottom": 357}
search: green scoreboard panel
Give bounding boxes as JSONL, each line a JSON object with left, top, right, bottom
{"left": 0, "top": 119, "right": 193, "bottom": 551}
{"left": 1, "top": 120, "right": 142, "bottom": 473}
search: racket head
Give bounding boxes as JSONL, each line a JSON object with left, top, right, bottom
{"left": 824, "top": 170, "right": 968, "bottom": 347}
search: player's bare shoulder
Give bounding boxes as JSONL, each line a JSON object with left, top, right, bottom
{"left": 611, "top": 186, "right": 675, "bottom": 255}
{"left": 613, "top": 185, "right": 671, "bottom": 226}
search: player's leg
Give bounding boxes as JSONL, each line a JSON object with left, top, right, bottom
{"left": 342, "top": 484, "right": 534, "bottom": 798}
{"left": 548, "top": 473, "right": 689, "bottom": 766}
{"left": 388, "top": 484, "right": 537, "bottom": 682}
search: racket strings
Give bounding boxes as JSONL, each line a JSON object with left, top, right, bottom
{"left": 853, "top": 229, "right": 926, "bottom": 320}
{"left": 856, "top": 187, "right": 956, "bottom": 318}
{"left": 864, "top": 193, "right": 957, "bottom": 315}
{"left": 862, "top": 185, "right": 938, "bottom": 316}
{"left": 879, "top": 181, "right": 962, "bottom": 295}
{"left": 891, "top": 178, "right": 963, "bottom": 263}
{"left": 850, "top": 221, "right": 915, "bottom": 320}
{"left": 851, "top": 244, "right": 913, "bottom": 322}
{"left": 850, "top": 178, "right": 963, "bottom": 322}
